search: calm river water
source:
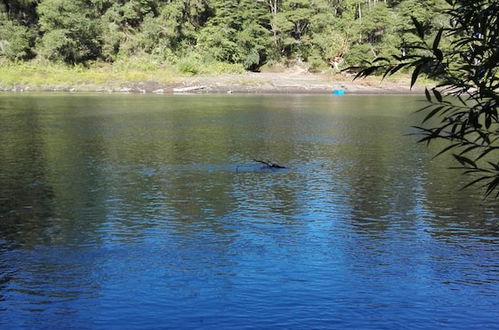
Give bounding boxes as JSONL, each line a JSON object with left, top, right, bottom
{"left": 0, "top": 94, "right": 497, "bottom": 329}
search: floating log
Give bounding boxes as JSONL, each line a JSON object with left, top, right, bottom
{"left": 253, "top": 159, "right": 286, "bottom": 169}
{"left": 173, "top": 85, "right": 206, "bottom": 93}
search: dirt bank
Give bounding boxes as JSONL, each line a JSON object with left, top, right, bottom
{"left": 1, "top": 71, "right": 426, "bottom": 95}
{"left": 122, "top": 71, "right": 425, "bottom": 95}
{"left": 168, "top": 72, "right": 425, "bottom": 94}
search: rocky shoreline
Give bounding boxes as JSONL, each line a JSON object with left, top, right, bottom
{"left": 0, "top": 72, "right": 425, "bottom": 95}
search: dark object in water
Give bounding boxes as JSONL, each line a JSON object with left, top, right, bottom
{"left": 253, "top": 159, "right": 286, "bottom": 169}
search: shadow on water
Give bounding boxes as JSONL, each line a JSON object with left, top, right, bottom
{"left": 0, "top": 96, "right": 109, "bottom": 327}
{"left": 0, "top": 97, "right": 54, "bottom": 248}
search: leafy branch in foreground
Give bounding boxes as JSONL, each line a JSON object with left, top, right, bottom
{"left": 352, "top": 0, "right": 498, "bottom": 197}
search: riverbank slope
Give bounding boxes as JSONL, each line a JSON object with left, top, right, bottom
{"left": 0, "top": 65, "right": 425, "bottom": 94}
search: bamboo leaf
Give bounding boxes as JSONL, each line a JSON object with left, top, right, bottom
{"left": 411, "top": 17, "right": 425, "bottom": 39}
{"left": 422, "top": 106, "right": 444, "bottom": 123}
{"left": 432, "top": 143, "right": 461, "bottom": 158}
{"left": 484, "top": 177, "right": 499, "bottom": 198}
{"left": 372, "top": 57, "right": 389, "bottom": 63}
{"left": 388, "top": 63, "right": 410, "bottom": 76}
{"left": 476, "top": 147, "right": 497, "bottom": 161}
{"left": 453, "top": 154, "right": 477, "bottom": 168}
{"left": 460, "top": 176, "right": 493, "bottom": 190}
{"left": 433, "top": 29, "right": 443, "bottom": 52}
{"left": 432, "top": 88, "right": 443, "bottom": 102}
{"left": 434, "top": 49, "right": 443, "bottom": 62}
{"left": 411, "top": 63, "right": 423, "bottom": 89}
{"left": 415, "top": 104, "right": 434, "bottom": 113}
{"left": 485, "top": 116, "right": 491, "bottom": 129}
{"left": 459, "top": 145, "right": 480, "bottom": 155}
{"left": 457, "top": 95, "right": 467, "bottom": 106}
{"left": 425, "top": 88, "right": 432, "bottom": 102}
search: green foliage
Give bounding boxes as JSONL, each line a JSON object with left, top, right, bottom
{"left": 0, "top": 58, "right": 179, "bottom": 89}
{"left": 0, "top": 0, "right": 454, "bottom": 71}
{"left": 174, "top": 52, "right": 244, "bottom": 75}
{"left": 37, "top": 0, "right": 101, "bottom": 63}
{"left": 355, "top": 0, "right": 499, "bottom": 197}
{"left": 0, "top": 0, "right": 38, "bottom": 25}
{"left": 197, "top": 0, "right": 270, "bottom": 70}
{"left": 177, "top": 54, "right": 201, "bottom": 75}
{"left": 344, "top": 44, "right": 373, "bottom": 66}
{"left": 0, "top": 15, "right": 34, "bottom": 60}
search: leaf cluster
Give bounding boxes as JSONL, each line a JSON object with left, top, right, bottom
{"left": 353, "top": 0, "right": 499, "bottom": 197}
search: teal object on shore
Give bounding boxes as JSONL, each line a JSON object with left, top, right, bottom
{"left": 333, "top": 89, "right": 345, "bottom": 95}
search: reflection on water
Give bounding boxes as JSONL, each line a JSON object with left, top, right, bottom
{"left": 0, "top": 94, "right": 497, "bottom": 329}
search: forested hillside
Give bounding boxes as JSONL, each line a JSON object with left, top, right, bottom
{"left": 0, "top": 0, "right": 447, "bottom": 71}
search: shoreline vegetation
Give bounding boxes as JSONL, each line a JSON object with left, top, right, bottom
{"left": 0, "top": 61, "right": 426, "bottom": 95}
{"left": 1, "top": 1, "right": 444, "bottom": 95}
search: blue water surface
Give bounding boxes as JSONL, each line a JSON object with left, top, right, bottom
{"left": 0, "top": 94, "right": 497, "bottom": 329}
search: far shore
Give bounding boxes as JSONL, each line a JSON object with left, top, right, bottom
{"left": 0, "top": 71, "right": 426, "bottom": 95}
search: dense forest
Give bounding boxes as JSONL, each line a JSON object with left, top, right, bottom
{"left": 0, "top": 0, "right": 447, "bottom": 71}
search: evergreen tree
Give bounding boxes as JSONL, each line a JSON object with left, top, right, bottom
{"left": 0, "top": 13, "right": 34, "bottom": 60}
{"left": 198, "top": 0, "right": 270, "bottom": 70}
{"left": 37, "top": 0, "right": 101, "bottom": 63}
